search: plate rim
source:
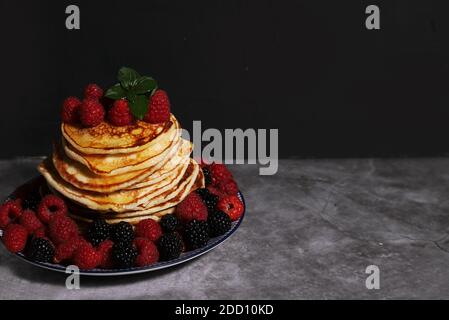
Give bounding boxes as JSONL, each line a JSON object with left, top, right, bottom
{"left": 1, "top": 178, "right": 246, "bottom": 276}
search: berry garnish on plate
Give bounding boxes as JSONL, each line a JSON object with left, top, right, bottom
{"left": 37, "top": 195, "right": 67, "bottom": 224}
{"left": 48, "top": 213, "right": 79, "bottom": 245}
{"left": 135, "top": 218, "right": 162, "bottom": 242}
{"left": 0, "top": 199, "right": 22, "bottom": 229}
{"left": 111, "top": 242, "right": 138, "bottom": 268}
{"left": 184, "top": 220, "right": 209, "bottom": 250}
{"left": 110, "top": 221, "right": 134, "bottom": 245}
{"left": 157, "top": 232, "right": 183, "bottom": 261}
{"left": 207, "top": 210, "right": 232, "bottom": 237}
{"left": 19, "top": 209, "right": 43, "bottom": 234}
{"left": 85, "top": 218, "right": 111, "bottom": 247}
{"left": 196, "top": 188, "right": 219, "bottom": 213}
{"left": 216, "top": 195, "right": 244, "bottom": 221}
{"left": 175, "top": 192, "right": 208, "bottom": 223}
{"left": 2, "top": 224, "right": 28, "bottom": 253}
{"left": 27, "top": 237, "right": 55, "bottom": 263}
{"left": 134, "top": 237, "right": 159, "bottom": 267}
{"left": 159, "top": 214, "right": 179, "bottom": 233}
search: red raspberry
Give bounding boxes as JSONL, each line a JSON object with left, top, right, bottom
{"left": 79, "top": 98, "right": 105, "bottom": 127}
{"left": 143, "top": 89, "right": 170, "bottom": 123}
{"left": 48, "top": 214, "right": 79, "bottom": 245}
{"left": 54, "top": 236, "right": 83, "bottom": 263}
{"left": 207, "top": 186, "right": 227, "bottom": 200}
{"left": 135, "top": 219, "right": 162, "bottom": 242}
{"left": 37, "top": 195, "right": 67, "bottom": 224}
{"left": 0, "top": 199, "right": 22, "bottom": 229}
{"left": 216, "top": 195, "right": 244, "bottom": 221}
{"left": 108, "top": 99, "right": 133, "bottom": 126}
{"left": 61, "top": 96, "right": 81, "bottom": 124}
{"left": 33, "top": 226, "right": 48, "bottom": 238}
{"left": 73, "top": 241, "right": 101, "bottom": 270}
{"left": 217, "top": 179, "right": 239, "bottom": 196}
{"left": 97, "top": 239, "right": 114, "bottom": 268}
{"left": 175, "top": 192, "right": 208, "bottom": 223}
{"left": 2, "top": 224, "right": 28, "bottom": 253}
{"left": 19, "top": 209, "right": 43, "bottom": 234}
{"left": 134, "top": 237, "right": 159, "bottom": 267}
{"left": 84, "top": 83, "right": 103, "bottom": 100}
{"left": 209, "top": 163, "right": 234, "bottom": 185}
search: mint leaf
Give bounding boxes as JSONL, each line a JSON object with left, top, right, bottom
{"left": 134, "top": 76, "right": 157, "bottom": 94}
{"left": 118, "top": 67, "right": 140, "bottom": 89}
{"left": 105, "top": 83, "right": 126, "bottom": 100}
{"left": 128, "top": 95, "right": 149, "bottom": 120}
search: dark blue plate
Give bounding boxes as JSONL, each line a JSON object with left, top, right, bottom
{"left": 1, "top": 177, "right": 245, "bottom": 276}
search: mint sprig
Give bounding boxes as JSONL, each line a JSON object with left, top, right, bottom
{"left": 105, "top": 67, "right": 158, "bottom": 119}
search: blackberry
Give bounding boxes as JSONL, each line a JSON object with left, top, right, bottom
{"left": 27, "top": 238, "right": 54, "bottom": 263}
{"left": 86, "top": 218, "right": 111, "bottom": 246}
{"left": 202, "top": 167, "right": 212, "bottom": 186}
{"left": 207, "top": 210, "right": 232, "bottom": 237}
{"left": 160, "top": 214, "right": 178, "bottom": 233}
{"left": 157, "top": 232, "right": 183, "bottom": 261}
{"left": 184, "top": 220, "right": 209, "bottom": 250}
{"left": 112, "top": 243, "right": 138, "bottom": 268}
{"left": 196, "top": 188, "right": 218, "bottom": 213}
{"left": 110, "top": 221, "right": 134, "bottom": 245}
{"left": 22, "top": 191, "right": 41, "bottom": 211}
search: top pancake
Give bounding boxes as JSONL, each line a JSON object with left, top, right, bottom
{"left": 62, "top": 114, "right": 178, "bottom": 155}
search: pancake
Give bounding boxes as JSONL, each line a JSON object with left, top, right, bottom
{"left": 124, "top": 140, "right": 192, "bottom": 190}
{"left": 62, "top": 114, "right": 178, "bottom": 155}
{"left": 53, "top": 138, "right": 189, "bottom": 193}
{"left": 63, "top": 116, "right": 181, "bottom": 175}
{"left": 38, "top": 158, "right": 200, "bottom": 213}
{"left": 67, "top": 169, "right": 204, "bottom": 224}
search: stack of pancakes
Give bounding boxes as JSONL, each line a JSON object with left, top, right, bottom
{"left": 38, "top": 114, "right": 204, "bottom": 224}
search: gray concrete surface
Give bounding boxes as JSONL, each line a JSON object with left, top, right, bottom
{"left": 1, "top": 157, "right": 449, "bottom": 299}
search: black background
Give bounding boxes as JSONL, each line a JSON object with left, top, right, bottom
{"left": 1, "top": 0, "right": 449, "bottom": 158}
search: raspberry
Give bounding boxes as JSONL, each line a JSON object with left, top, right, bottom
{"left": 61, "top": 96, "right": 81, "bottom": 124}
{"left": 217, "top": 179, "right": 239, "bottom": 196}
{"left": 135, "top": 219, "right": 162, "bottom": 242}
{"left": 48, "top": 214, "right": 79, "bottom": 245}
{"left": 209, "top": 163, "right": 233, "bottom": 185}
{"left": 2, "top": 224, "right": 28, "bottom": 253}
{"left": 175, "top": 192, "right": 208, "bottom": 223}
{"left": 33, "top": 226, "right": 47, "bottom": 238}
{"left": 108, "top": 99, "right": 133, "bottom": 126}
{"left": 54, "top": 236, "right": 83, "bottom": 263}
{"left": 97, "top": 239, "right": 114, "bottom": 268}
{"left": 37, "top": 195, "right": 67, "bottom": 224}
{"left": 216, "top": 195, "right": 244, "bottom": 221}
{"left": 73, "top": 242, "right": 101, "bottom": 269}
{"left": 0, "top": 199, "right": 22, "bottom": 229}
{"left": 84, "top": 83, "right": 103, "bottom": 100}
{"left": 79, "top": 98, "right": 105, "bottom": 127}
{"left": 206, "top": 186, "right": 227, "bottom": 200}
{"left": 143, "top": 90, "right": 170, "bottom": 123}
{"left": 134, "top": 237, "right": 159, "bottom": 267}
{"left": 19, "top": 209, "right": 43, "bottom": 234}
